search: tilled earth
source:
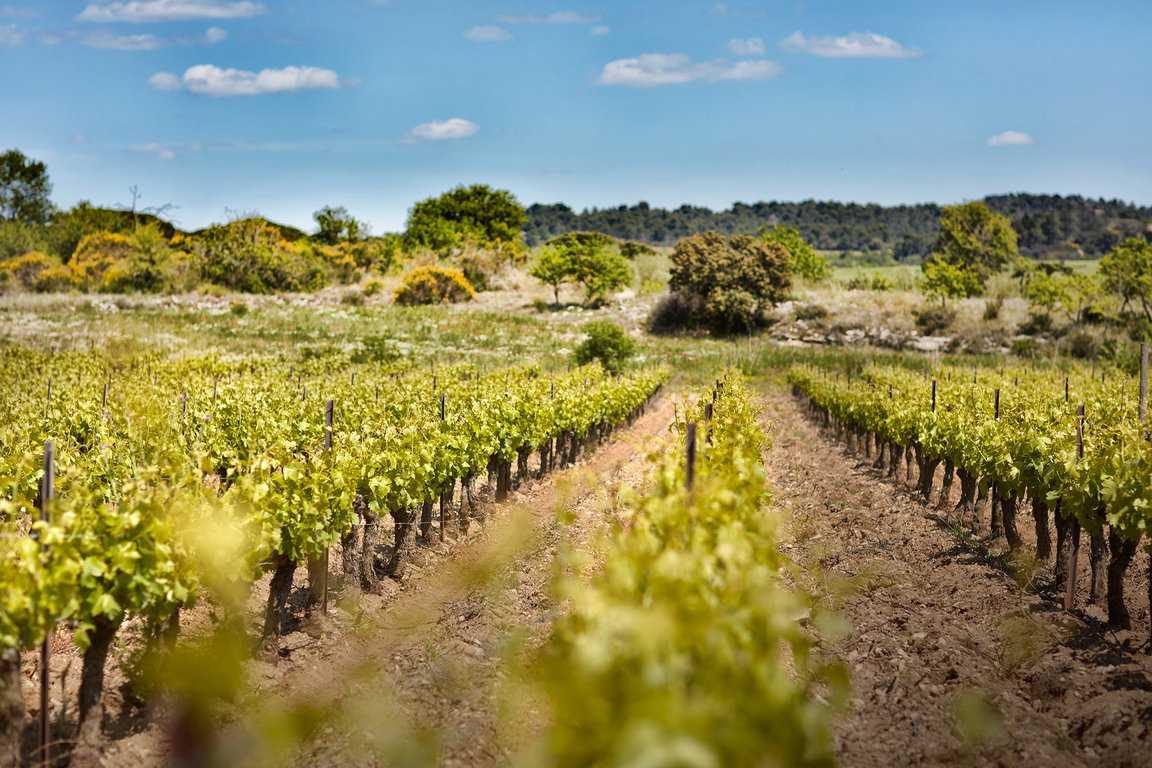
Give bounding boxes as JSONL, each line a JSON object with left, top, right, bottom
{"left": 763, "top": 387, "right": 1152, "bottom": 767}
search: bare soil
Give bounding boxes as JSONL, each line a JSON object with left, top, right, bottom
{"left": 763, "top": 386, "right": 1152, "bottom": 767}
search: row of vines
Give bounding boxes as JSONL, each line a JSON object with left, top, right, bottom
{"left": 540, "top": 372, "right": 841, "bottom": 767}
{"left": 788, "top": 358, "right": 1152, "bottom": 637}
{"left": 0, "top": 348, "right": 666, "bottom": 764}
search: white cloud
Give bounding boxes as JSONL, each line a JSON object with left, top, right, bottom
{"left": 463, "top": 25, "right": 512, "bottom": 42}
{"left": 133, "top": 142, "right": 176, "bottom": 160}
{"left": 148, "top": 71, "right": 181, "bottom": 90}
{"left": 204, "top": 26, "right": 226, "bottom": 43}
{"left": 591, "top": 25, "right": 610, "bottom": 36}
{"left": 986, "top": 130, "right": 1035, "bottom": 147}
{"left": 780, "top": 31, "right": 921, "bottom": 58}
{"left": 0, "top": 23, "right": 23, "bottom": 44}
{"left": 83, "top": 30, "right": 166, "bottom": 49}
{"left": 595, "top": 53, "right": 782, "bottom": 88}
{"left": 70, "top": 133, "right": 88, "bottom": 144}
{"left": 77, "top": 1, "right": 266, "bottom": 23}
{"left": 180, "top": 64, "right": 341, "bottom": 96}
{"left": 728, "top": 37, "right": 765, "bottom": 56}
{"left": 133, "top": 141, "right": 202, "bottom": 159}
{"left": 494, "top": 11, "right": 601, "bottom": 24}
{"left": 403, "top": 118, "right": 479, "bottom": 143}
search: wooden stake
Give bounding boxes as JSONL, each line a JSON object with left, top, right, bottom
{"left": 931, "top": 380, "right": 936, "bottom": 412}
{"left": 322, "top": 400, "right": 333, "bottom": 615}
{"left": 1140, "top": 342, "right": 1148, "bottom": 424}
{"left": 38, "top": 441, "right": 53, "bottom": 768}
{"left": 1065, "top": 405, "right": 1085, "bottom": 611}
{"left": 685, "top": 422, "right": 697, "bottom": 490}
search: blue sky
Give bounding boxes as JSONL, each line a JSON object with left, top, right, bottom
{"left": 1, "top": 1, "right": 1149, "bottom": 234}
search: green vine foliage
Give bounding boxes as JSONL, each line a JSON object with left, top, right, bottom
{"left": 0, "top": 351, "right": 667, "bottom": 655}
{"left": 788, "top": 361, "right": 1152, "bottom": 541}
{"left": 541, "top": 372, "right": 842, "bottom": 767}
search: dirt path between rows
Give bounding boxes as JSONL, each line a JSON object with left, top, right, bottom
{"left": 761, "top": 386, "right": 1152, "bottom": 767}
{"left": 97, "top": 393, "right": 678, "bottom": 767}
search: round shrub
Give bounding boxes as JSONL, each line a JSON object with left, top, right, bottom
{"left": 574, "top": 320, "right": 636, "bottom": 375}
{"left": 393, "top": 266, "right": 475, "bottom": 306}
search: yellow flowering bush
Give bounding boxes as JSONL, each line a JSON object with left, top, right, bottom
{"left": 393, "top": 266, "right": 475, "bottom": 306}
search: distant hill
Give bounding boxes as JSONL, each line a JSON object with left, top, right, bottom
{"left": 523, "top": 193, "right": 1152, "bottom": 260}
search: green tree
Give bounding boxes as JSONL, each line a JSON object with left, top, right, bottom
{"left": 759, "top": 223, "right": 829, "bottom": 281}
{"left": 930, "top": 201, "right": 1018, "bottom": 283}
{"left": 574, "top": 321, "right": 636, "bottom": 375}
{"left": 1100, "top": 237, "right": 1152, "bottom": 324}
{"left": 529, "top": 246, "right": 573, "bottom": 304}
{"left": 313, "top": 205, "right": 366, "bottom": 245}
{"left": 546, "top": 232, "right": 630, "bottom": 305}
{"left": 403, "top": 184, "right": 526, "bottom": 255}
{"left": 668, "top": 231, "right": 791, "bottom": 333}
{"left": 1022, "top": 270, "right": 1071, "bottom": 318}
{"left": 0, "top": 149, "right": 54, "bottom": 224}
{"left": 920, "top": 257, "right": 982, "bottom": 302}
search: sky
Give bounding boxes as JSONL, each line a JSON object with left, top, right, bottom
{"left": 1, "top": 1, "right": 1150, "bottom": 234}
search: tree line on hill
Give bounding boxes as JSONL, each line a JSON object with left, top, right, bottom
{"left": 523, "top": 194, "right": 1151, "bottom": 260}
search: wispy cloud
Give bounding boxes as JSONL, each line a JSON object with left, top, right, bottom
{"left": 780, "top": 31, "right": 921, "bottom": 58}
{"left": 728, "top": 37, "right": 765, "bottom": 56}
{"left": 709, "top": 3, "right": 767, "bottom": 18}
{"left": 82, "top": 26, "right": 227, "bottom": 49}
{"left": 148, "top": 71, "right": 181, "bottom": 90}
{"left": 596, "top": 53, "right": 782, "bottom": 88}
{"left": 0, "top": 22, "right": 22, "bottom": 44}
{"left": 402, "top": 118, "right": 479, "bottom": 143}
{"left": 1, "top": 5, "right": 38, "bottom": 18}
{"left": 132, "top": 140, "right": 204, "bottom": 160}
{"left": 149, "top": 64, "right": 341, "bottom": 96}
{"left": 463, "top": 25, "right": 512, "bottom": 42}
{"left": 78, "top": 1, "right": 266, "bottom": 23}
{"left": 591, "top": 25, "right": 610, "bottom": 36}
{"left": 493, "top": 11, "right": 601, "bottom": 24}
{"left": 133, "top": 142, "right": 177, "bottom": 160}
{"left": 986, "top": 130, "right": 1034, "bottom": 147}
{"left": 82, "top": 29, "right": 165, "bottom": 49}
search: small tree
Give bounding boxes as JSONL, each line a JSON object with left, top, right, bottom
{"left": 403, "top": 184, "right": 526, "bottom": 256}
{"left": 1100, "top": 237, "right": 1152, "bottom": 324}
{"left": 668, "top": 231, "right": 791, "bottom": 333}
{"left": 920, "top": 257, "right": 982, "bottom": 303}
{"left": 574, "top": 321, "right": 636, "bottom": 375}
{"left": 313, "top": 206, "right": 366, "bottom": 245}
{"left": 0, "top": 149, "right": 54, "bottom": 224}
{"left": 759, "top": 223, "right": 829, "bottom": 281}
{"left": 545, "top": 232, "right": 631, "bottom": 305}
{"left": 930, "top": 201, "right": 1018, "bottom": 285}
{"left": 529, "top": 246, "right": 572, "bottom": 304}
{"left": 1023, "top": 270, "right": 1071, "bottom": 319}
